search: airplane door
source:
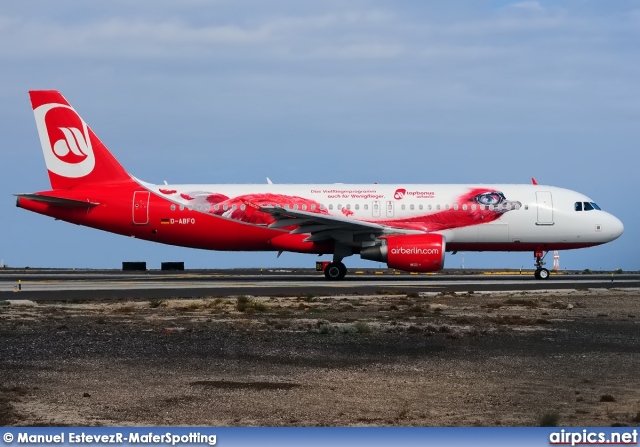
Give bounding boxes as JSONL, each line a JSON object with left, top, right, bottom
{"left": 133, "top": 191, "right": 150, "bottom": 225}
{"left": 536, "top": 191, "right": 554, "bottom": 225}
{"left": 372, "top": 201, "right": 381, "bottom": 218}
{"left": 386, "top": 200, "right": 394, "bottom": 218}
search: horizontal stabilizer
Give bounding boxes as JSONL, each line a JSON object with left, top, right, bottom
{"left": 15, "top": 193, "right": 99, "bottom": 208}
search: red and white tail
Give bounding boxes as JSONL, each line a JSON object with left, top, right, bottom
{"left": 29, "top": 90, "right": 132, "bottom": 190}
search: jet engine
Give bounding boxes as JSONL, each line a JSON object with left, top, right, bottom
{"left": 360, "top": 234, "right": 446, "bottom": 273}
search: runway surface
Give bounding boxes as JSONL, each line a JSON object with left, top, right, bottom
{"left": 1, "top": 269, "right": 638, "bottom": 300}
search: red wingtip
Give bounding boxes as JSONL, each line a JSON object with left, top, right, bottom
{"left": 531, "top": 177, "right": 538, "bottom": 185}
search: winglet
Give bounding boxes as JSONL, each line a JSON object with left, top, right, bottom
{"left": 531, "top": 178, "right": 538, "bottom": 185}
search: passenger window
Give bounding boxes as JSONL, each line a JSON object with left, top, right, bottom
{"left": 488, "top": 205, "right": 494, "bottom": 211}
{"left": 223, "top": 205, "right": 228, "bottom": 211}
{"left": 401, "top": 204, "right": 406, "bottom": 210}
{"left": 584, "top": 202, "right": 594, "bottom": 211}
{"left": 364, "top": 204, "right": 369, "bottom": 211}
{"left": 214, "top": 205, "right": 219, "bottom": 211}
{"left": 419, "top": 204, "right": 423, "bottom": 210}
{"left": 427, "top": 204, "right": 432, "bottom": 210}
{"left": 453, "top": 204, "right": 458, "bottom": 211}
{"left": 346, "top": 204, "right": 351, "bottom": 210}
{"left": 338, "top": 204, "right": 342, "bottom": 210}
{"left": 355, "top": 204, "right": 359, "bottom": 210}
{"left": 240, "top": 204, "right": 246, "bottom": 211}
{"left": 328, "top": 204, "right": 333, "bottom": 210}
{"left": 232, "top": 204, "right": 237, "bottom": 210}
{"left": 445, "top": 204, "right": 450, "bottom": 210}
{"left": 471, "top": 204, "right": 476, "bottom": 211}
{"left": 436, "top": 204, "right": 441, "bottom": 210}
{"left": 480, "top": 205, "right": 485, "bottom": 211}
{"left": 311, "top": 204, "right": 316, "bottom": 211}
{"left": 294, "top": 204, "right": 298, "bottom": 210}
{"left": 575, "top": 202, "right": 582, "bottom": 211}
{"left": 410, "top": 204, "right": 414, "bottom": 210}
{"left": 524, "top": 205, "right": 528, "bottom": 210}
{"left": 320, "top": 204, "right": 324, "bottom": 210}
{"left": 373, "top": 203, "right": 378, "bottom": 210}
{"left": 302, "top": 204, "right": 307, "bottom": 211}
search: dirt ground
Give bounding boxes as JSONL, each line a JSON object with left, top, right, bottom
{"left": 1, "top": 288, "right": 640, "bottom": 427}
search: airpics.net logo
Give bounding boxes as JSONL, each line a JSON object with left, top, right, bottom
{"left": 33, "top": 103, "right": 96, "bottom": 178}
{"left": 391, "top": 247, "right": 440, "bottom": 255}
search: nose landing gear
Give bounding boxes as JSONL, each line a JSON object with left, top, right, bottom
{"left": 534, "top": 250, "right": 550, "bottom": 280}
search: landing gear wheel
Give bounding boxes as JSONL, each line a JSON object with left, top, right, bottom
{"left": 535, "top": 268, "right": 550, "bottom": 280}
{"left": 324, "top": 262, "right": 347, "bottom": 280}
{"left": 337, "top": 262, "right": 347, "bottom": 279}
{"left": 533, "top": 250, "right": 550, "bottom": 280}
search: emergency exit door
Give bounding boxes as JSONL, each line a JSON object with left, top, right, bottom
{"left": 386, "top": 200, "right": 394, "bottom": 218}
{"left": 133, "top": 191, "right": 150, "bottom": 225}
{"left": 372, "top": 200, "right": 381, "bottom": 218}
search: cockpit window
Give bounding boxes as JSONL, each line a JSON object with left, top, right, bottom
{"left": 576, "top": 201, "right": 603, "bottom": 211}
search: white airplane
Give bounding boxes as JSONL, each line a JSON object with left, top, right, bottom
{"left": 16, "top": 91, "right": 624, "bottom": 279}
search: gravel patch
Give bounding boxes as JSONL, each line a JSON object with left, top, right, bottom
{"left": 1, "top": 289, "right": 639, "bottom": 426}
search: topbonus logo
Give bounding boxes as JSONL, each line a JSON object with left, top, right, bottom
{"left": 393, "top": 188, "right": 435, "bottom": 200}
{"left": 33, "top": 103, "right": 96, "bottom": 178}
{"left": 394, "top": 188, "right": 407, "bottom": 200}
{"left": 391, "top": 247, "right": 440, "bottom": 255}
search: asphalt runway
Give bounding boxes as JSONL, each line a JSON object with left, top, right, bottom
{"left": 1, "top": 269, "right": 638, "bottom": 300}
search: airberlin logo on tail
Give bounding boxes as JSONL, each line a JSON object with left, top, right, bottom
{"left": 53, "top": 127, "right": 89, "bottom": 162}
{"left": 33, "top": 103, "right": 95, "bottom": 178}
{"left": 391, "top": 247, "right": 440, "bottom": 255}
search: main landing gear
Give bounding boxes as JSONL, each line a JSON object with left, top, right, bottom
{"left": 324, "top": 261, "right": 347, "bottom": 280}
{"left": 324, "top": 244, "right": 352, "bottom": 280}
{"left": 534, "top": 250, "right": 550, "bottom": 280}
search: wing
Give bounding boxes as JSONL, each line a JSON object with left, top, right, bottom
{"left": 260, "top": 206, "right": 423, "bottom": 243}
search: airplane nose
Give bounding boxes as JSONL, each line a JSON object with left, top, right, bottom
{"left": 607, "top": 214, "right": 624, "bottom": 241}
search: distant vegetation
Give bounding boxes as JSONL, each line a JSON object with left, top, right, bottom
{"left": 236, "top": 296, "right": 268, "bottom": 313}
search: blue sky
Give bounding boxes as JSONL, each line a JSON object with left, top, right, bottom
{"left": 0, "top": 0, "right": 638, "bottom": 270}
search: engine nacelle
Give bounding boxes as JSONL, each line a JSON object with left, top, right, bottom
{"left": 360, "top": 234, "right": 446, "bottom": 273}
